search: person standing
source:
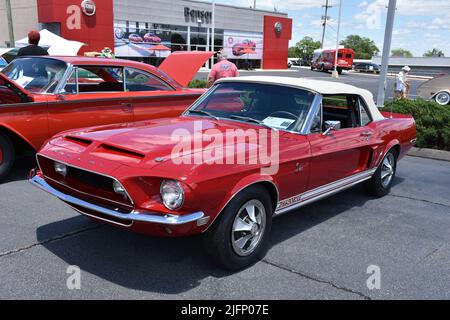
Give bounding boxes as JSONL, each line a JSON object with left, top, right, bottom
{"left": 16, "top": 30, "right": 49, "bottom": 57}
{"left": 207, "top": 52, "right": 239, "bottom": 87}
{"left": 394, "top": 66, "right": 411, "bottom": 99}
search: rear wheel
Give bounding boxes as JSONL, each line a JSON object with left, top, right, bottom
{"left": 337, "top": 68, "right": 343, "bottom": 75}
{"left": 202, "top": 186, "right": 273, "bottom": 271}
{"left": 0, "top": 132, "right": 15, "bottom": 182}
{"left": 435, "top": 91, "right": 450, "bottom": 106}
{"left": 365, "top": 149, "right": 397, "bottom": 197}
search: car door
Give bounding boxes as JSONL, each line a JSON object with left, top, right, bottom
{"left": 123, "top": 67, "right": 200, "bottom": 122}
{"left": 306, "top": 94, "right": 376, "bottom": 190}
{"left": 47, "top": 66, "right": 133, "bottom": 137}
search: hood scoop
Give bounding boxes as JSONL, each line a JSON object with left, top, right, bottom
{"left": 64, "top": 135, "right": 93, "bottom": 147}
{"left": 90, "top": 144, "right": 146, "bottom": 164}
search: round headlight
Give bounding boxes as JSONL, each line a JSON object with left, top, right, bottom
{"left": 160, "top": 179, "right": 184, "bottom": 210}
{"left": 54, "top": 162, "right": 68, "bottom": 177}
{"left": 113, "top": 180, "right": 126, "bottom": 196}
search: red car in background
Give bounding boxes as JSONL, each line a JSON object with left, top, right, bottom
{"left": 128, "top": 34, "right": 143, "bottom": 43}
{"left": 232, "top": 40, "right": 256, "bottom": 56}
{"left": 30, "top": 77, "right": 416, "bottom": 270}
{"left": 0, "top": 52, "right": 213, "bottom": 181}
{"left": 144, "top": 33, "right": 162, "bottom": 44}
{"left": 311, "top": 48, "right": 354, "bottom": 74}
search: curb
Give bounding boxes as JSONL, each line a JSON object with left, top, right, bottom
{"left": 407, "top": 147, "right": 450, "bottom": 162}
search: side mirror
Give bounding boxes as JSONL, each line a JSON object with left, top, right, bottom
{"left": 323, "top": 120, "right": 341, "bottom": 136}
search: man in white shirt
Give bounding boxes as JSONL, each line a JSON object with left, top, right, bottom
{"left": 395, "top": 66, "right": 411, "bottom": 99}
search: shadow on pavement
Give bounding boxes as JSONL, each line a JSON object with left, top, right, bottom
{"left": 35, "top": 178, "right": 402, "bottom": 294}
{"left": 3, "top": 155, "right": 36, "bottom": 183}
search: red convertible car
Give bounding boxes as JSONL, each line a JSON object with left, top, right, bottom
{"left": 232, "top": 40, "right": 256, "bottom": 56}
{"left": 0, "top": 52, "right": 213, "bottom": 180}
{"left": 30, "top": 77, "right": 416, "bottom": 270}
{"left": 144, "top": 33, "right": 162, "bottom": 44}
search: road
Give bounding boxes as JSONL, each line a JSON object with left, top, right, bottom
{"left": 196, "top": 67, "right": 427, "bottom": 101}
{"left": 0, "top": 155, "right": 449, "bottom": 299}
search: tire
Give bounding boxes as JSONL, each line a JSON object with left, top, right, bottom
{"left": 365, "top": 149, "right": 397, "bottom": 197}
{"left": 337, "top": 68, "right": 343, "bottom": 75}
{"left": 434, "top": 91, "right": 450, "bottom": 106}
{"left": 202, "top": 186, "right": 273, "bottom": 271}
{"left": 0, "top": 131, "right": 15, "bottom": 182}
{"left": 310, "top": 66, "right": 314, "bottom": 71}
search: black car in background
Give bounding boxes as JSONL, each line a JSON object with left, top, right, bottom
{"left": 353, "top": 62, "right": 381, "bottom": 73}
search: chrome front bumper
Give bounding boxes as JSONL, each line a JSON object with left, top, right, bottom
{"left": 30, "top": 175, "right": 205, "bottom": 226}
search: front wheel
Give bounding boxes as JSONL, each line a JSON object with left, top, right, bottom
{"left": 202, "top": 186, "right": 273, "bottom": 271}
{"left": 435, "top": 91, "right": 450, "bottom": 106}
{"left": 0, "top": 132, "right": 15, "bottom": 182}
{"left": 365, "top": 149, "right": 397, "bottom": 197}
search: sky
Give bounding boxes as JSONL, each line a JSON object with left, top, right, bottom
{"left": 213, "top": 0, "right": 450, "bottom": 57}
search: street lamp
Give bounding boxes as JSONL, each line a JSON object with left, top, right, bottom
{"left": 197, "top": 18, "right": 202, "bottom": 51}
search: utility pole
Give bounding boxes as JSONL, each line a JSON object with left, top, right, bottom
{"left": 5, "top": 0, "right": 15, "bottom": 47}
{"left": 211, "top": 0, "right": 215, "bottom": 69}
{"left": 321, "top": 0, "right": 332, "bottom": 48}
{"left": 376, "top": 0, "right": 397, "bottom": 107}
{"left": 253, "top": 0, "right": 256, "bottom": 9}
{"left": 332, "top": 0, "right": 343, "bottom": 78}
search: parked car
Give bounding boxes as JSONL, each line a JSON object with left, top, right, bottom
{"left": 128, "top": 34, "right": 143, "bottom": 43}
{"left": 417, "top": 74, "right": 450, "bottom": 106}
{"left": 287, "top": 60, "right": 292, "bottom": 68}
{"left": 0, "top": 52, "right": 213, "bottom": 181}
{"left": 30, "top": 76, "right": 416, "bottom": 270}
{"left": 232, "top": 40, "right": 256, "bottom": 56}
{"left": 311, "top": 48, "right": 354, "bottom": 74}
{"left": 0, "top": 57, "right": 7, "bottom": 72}
{"left": 353, "top": 62, "right": 381, "bottom": 74}
{"left": 143, "top": 33, "right": 162, "bottom": 44}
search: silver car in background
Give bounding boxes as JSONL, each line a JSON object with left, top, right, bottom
{"left": 417, "top": 74, "right": 450, "bottom": 106}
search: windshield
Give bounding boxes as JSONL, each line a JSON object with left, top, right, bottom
{"left": 1, "top": 57, "right": 68, "bottom": 94}
{"left": 187, "top": 82, "right": 316, "bottom": 131}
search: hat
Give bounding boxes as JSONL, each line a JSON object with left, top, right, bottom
{"left": 402, "top": 66, "right": 411, "bottom": 72}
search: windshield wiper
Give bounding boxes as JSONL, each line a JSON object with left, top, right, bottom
{"left": 188, "top": 109, "right": 219, "bottom": 120}
{"left": 229, "top": 115, "right": 274, "bottom": 129}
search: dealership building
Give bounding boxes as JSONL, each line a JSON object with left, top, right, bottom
{"left": 0, "top": 0, "right": 292, "bottom": 69}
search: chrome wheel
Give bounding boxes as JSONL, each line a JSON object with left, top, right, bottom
{"left": 381, "top": 153, "right": 395, "bottom": 188}
{"left": 435, "top": 92, "right": 450, "bottom": 106}
{"left": 231, "top": 199, "right": 266, "bottom": 257}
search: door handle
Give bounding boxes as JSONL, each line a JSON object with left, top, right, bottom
{"left": 120, "top": 102, "right": 133, "bottom": 113}
{"left": 361, "top": 132, "right": 372, "bottom": 137}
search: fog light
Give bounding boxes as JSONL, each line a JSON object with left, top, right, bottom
{"left": 54, "top": 162, "right": 68, "bottom": 178}
{"left": 113, "top": 180, "right": 127, "bottom": 197}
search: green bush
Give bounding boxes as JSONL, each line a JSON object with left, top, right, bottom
{"left": 384, "top": 99, "right": 450, "bottom": 151}
{"left": 188, "top": 79, "right": 208, "bottom": 88}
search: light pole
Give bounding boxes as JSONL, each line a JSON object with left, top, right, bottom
{"left": 377, "top": 0, "right": 397, "bottom": 107}
{"left": 5, "top": 0, "right": 15, "bottom": 47}
{"left": 197, "top": 18, "right": 202, "bottom": 51}
{"left": 211, "top": 0, "right": 215, "bottom": 68}
{"left": 332, "top": 0, "right": 343, "bottom": 78}
{"left": 321, "top": 0, "right": 332, "bottom": 49}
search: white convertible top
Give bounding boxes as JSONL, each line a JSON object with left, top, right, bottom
{"left": 217, "top": 76, "right": 385, "bottom": 121}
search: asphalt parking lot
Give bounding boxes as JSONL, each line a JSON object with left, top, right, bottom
{"left": 196, "top": 67, "right": 427, "bottom": 101}
{"left": 0, "top": 155, "right": 449, "bottom": 299}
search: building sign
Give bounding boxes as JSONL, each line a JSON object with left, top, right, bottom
{"left": 223, "top": 30, "right": 263, "bottom": 60}
{"left": 274, "top": 22, "right": 283, "bottom": 35}
{"left": 184, "top": 7, "right": 212, "bottom": 23}
{"left": 81, "top": 0, "right": 96, "bottom": 16}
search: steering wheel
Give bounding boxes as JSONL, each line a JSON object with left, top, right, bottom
{"left": 269, "top": 111, "right": 297, "bottom": 120}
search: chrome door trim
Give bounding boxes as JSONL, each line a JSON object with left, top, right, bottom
{"left": 274, "top": 168, "right": 377, "bottom": 215}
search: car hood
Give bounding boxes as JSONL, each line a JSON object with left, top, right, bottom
{"left": 50, "top": 116, "right": 277, "bottom": 169}
{"left": 158, "top": 51, "right": 214, "bottom": 87}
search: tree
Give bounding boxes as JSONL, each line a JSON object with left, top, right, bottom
{"left": 288, "top": 46, "right": 300, "bottom": 58}
{"left": 291, "top": 36, "right": 321, "bottom": 60}
{"left": 423, "top": 48, "right": 445, "bottom": 57}
{"left": 339, "top": 35, "right": 379, "bottom": 59}
{"left": 391, "top": 48, "right": 413, "bottom": 57}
